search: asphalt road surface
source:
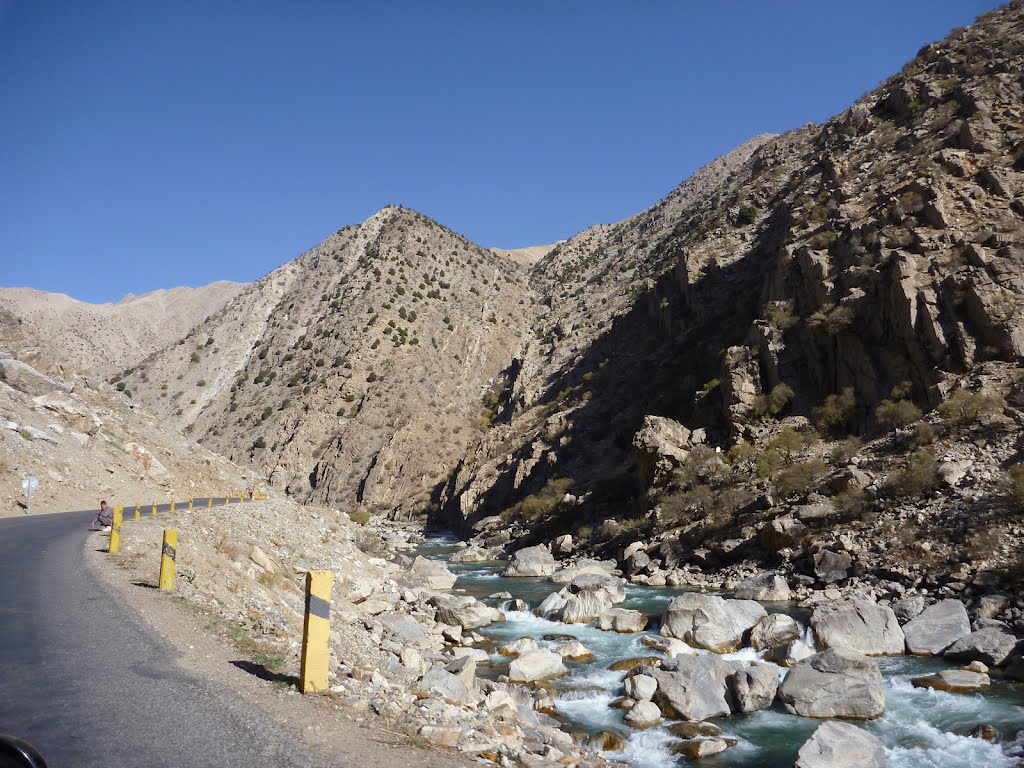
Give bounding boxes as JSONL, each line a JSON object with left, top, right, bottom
{"left": 0, "top": 504, "right": 341, "bottom": 768}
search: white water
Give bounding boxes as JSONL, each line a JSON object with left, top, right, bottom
{"left": 422, "top": 539, "right": 1024, "bottom": 767}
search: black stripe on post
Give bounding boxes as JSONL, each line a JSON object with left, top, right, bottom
{"left": 306, "top": 593, "right": 331, "bottom": 620}
{"left": 162, "top": 542, "right": 176, "bottom": 560}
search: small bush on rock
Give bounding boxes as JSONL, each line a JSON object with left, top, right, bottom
{"left": 889, "top": 448, "right": 939, "bottom": 497}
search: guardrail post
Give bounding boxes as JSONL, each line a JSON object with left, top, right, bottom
{"left": 300, "top": 570, "right": 334, "bottom": 694}
{"left": 208, "top": 495, "right": 213, "bottom": 509}
{"left": 109, "top": 505, "right": 123, "bottom": 554}
{"left": 134, "top": 501, "right": 141, "bottom": 522}
{"left": 226, "top": 493, "right": 231, "bottom": 505}
{"left": 158, "top": 530, "right": 177, "bottom": 591}
{"left": 188, "top": 496, "right": 193, "bottom": 511}
{"left": 151, "top": 500, "right": 157, "bottom": 517}
{"left": 170, "top": 497, "right": 175, "bottom": 513}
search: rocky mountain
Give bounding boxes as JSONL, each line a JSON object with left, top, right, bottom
{"left": 122, "top": 207, "right": 533, "bottom": 516}
{"left": 115, "top": 4, "right": 1024, "bottom": 593}
{"left": 0, "top": 309, "right": 259, "bottom": 516}
{"left": 438, "top": 2, "right": 1024, "bottom": 591}
{"left": 0, "top": 281, "right": 245, "bottom": 373}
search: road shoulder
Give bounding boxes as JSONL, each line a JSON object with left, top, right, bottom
{"left": 84, "top": 535, "right": 476, "bottom": 768}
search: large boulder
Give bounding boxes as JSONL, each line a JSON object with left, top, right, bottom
{"left": 943, "top": 627, "right": 1021, "bottom": 667}
{"left": 750, "top": 613, "right": 801, "bottom": 652}
{"left": 0, "top": 357, "right": 72, "bottom": 397}
{"left": 778, "top": 649, "right": 886, "bottom": 720}
{"left": 661, "top": 593, "right": 767, "bottom": 653}
{"left": 651, "top": 655, "right": 737, "bottom": 721}
{"left": 535, "top": 573, "right": 626, "bottom": 623}
{"left": 813, "top": 549, "right": 853, "bottom": 584}
{"left": 810, "top": 595, "right": 905, "bottom": 656}
{"left": 767, "top": 639, "right": 815, "bottom": 667}
{"left": 507, "top": 649, "right": 568, "bottom": 683}
{"left": 795, "top": 720, "right": 886, "bottom": 768}
{"left": 550, "top": 558, "right": 616, "bottom": 583}
{"left": 734, "top": 572, "right": 791, "bottom": 602}
{"left": 378, "top": 613, "right": 430, "bottom": 649}
{"left": 450, "top": 546, "right": 489, "bottom": 563}
{"left": 407, "top": 556, "right": 457, "bottom": 590}
{"left": 414, "top": 666, "right": 469, "bottom": 703}
{"left": 598, "top": 607, "right": 648, "bottom": 633}
{"left": 431, "top": 595, "right": 504, "bottom": 629}
{"left": 624, "top": 673, "right": 658, "bottom": 702}
{"left": 502, "top": 545, "right": 556, "bottom": 577}
{"left": 633, "top": 415, "right": 692, "bottom": 485}
{"left": 902, "top": 599, "right": 970, "bottom": 655}
{"left": 729, "top": 662, "right": 779, "bottom": 713}
{"left": 911, "top": 668, "right": 990, "bottom": 693}
{"left": 624, "top": 700, "right": 662, "bottom": 729}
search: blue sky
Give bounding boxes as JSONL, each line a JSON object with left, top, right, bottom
{"left": 0, "top": 1, "right": 1002, "bottom": 304}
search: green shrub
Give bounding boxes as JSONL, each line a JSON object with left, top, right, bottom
{"left": 875, "top": 398, "right": 922, "bottom": 434}
{"left": 937, "top": 389, "right": 1002, "bottom": 427}
{"left": 811, "top": 389, "right": 857, "bottom": 435}
{"left": 830, "top": 438, "right": 861, "bottom": 465}
{"left": 756, "top": 449, "right": 782, "bottom": 479}
{"left": 737, "top": 206, "right": 757, "bottom": 226}
{"left": 500, "top": 478, "right": 574, "bottom": 523}
{"left": 889, "top": 449, "right": 938, "bottom": 497}
{"left": 349, "top": 509, "right": 371, "bottom": 526}
{"left": 253, "top": 436, "right": 267, "bottom": 449}
{"left": 774, "top": 458, "right": 827, "bottom": 497}
{"left": 765, "top": 300, "right": 798, "bottom": 330}
{"left": 768, "top": 426, "right": 809, "bottom": 463}
{"left": 834, "top": 485, "right": 872, "bottom": 522}
{"left": 753, "top": 383, "right": 794, "bottom": 420}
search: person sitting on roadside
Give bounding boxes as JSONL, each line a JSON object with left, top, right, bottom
{"left": 90, "top": 500, "right": 113, "bottom": 531}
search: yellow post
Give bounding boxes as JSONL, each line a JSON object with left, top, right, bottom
{"left": 158, "top": 530, "right": 178, "bottom": 591}
{"left": 134, "top": 501, "right": 141, "bottom": 522}
{"left": 170, "top": 497, "right": 175, "bottom": 513}
{"left": 225, "top": 493, "right": 231, "bottom": 505}
{"left": 208, "top": 495, "right": 213, "bottom": 509}
{"left": 300, "top": 570, "right": 334, "bottom": 694}
{"left": 108, "top": 505, "right": 123, "bottom": 554}
{"left": 152, "top": 500, "right": 157, "bottom": 517}
{"left": 188, "top": 496, "right": 193, "bottom": 511}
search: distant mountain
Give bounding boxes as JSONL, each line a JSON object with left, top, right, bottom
{"left": 0, "top": 307, "right": 258, "bottom": 516}
{"left": 0, "top": 281, "right": 246, "bottom": 373}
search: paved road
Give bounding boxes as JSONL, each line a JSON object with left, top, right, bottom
{"left": 0, "top": 504, "right": 339, "bottom": 768}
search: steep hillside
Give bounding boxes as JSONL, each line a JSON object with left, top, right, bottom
{"left": 0, "top": 281, "right": 245, "bottom": 372}
{"left": 436, "top": 3, "right": 1024, "bottom": 589}
{"left": 0, "top": 309, "right": 260, "bottom": 516}
{"left": 124, "top": 207, "right": 534, "bottom": 515}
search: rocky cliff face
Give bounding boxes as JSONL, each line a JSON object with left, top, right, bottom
{"left": 432, "top": 3, "right": 1024, "bottom": 591}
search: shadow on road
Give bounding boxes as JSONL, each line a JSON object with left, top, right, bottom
{"left": 231, "top": 660, "right": 299, "bottom": 688}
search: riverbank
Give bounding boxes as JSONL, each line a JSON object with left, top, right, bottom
{"left": 89, "top": 497, "right": 1024, "bottom": 767}
{"left": 420, "top": 534, "right": 1024, "bottom": 767}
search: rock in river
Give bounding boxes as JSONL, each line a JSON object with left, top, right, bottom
{"left": 810, "top": 594, "right": 905, "bottom": 656}
{"left": 795, "top": 720, "right": 886, "bottom": 768}
{"left": 661, "top": 592, "right": 766, "bottom": 653}
{"left": 902, "top": 598, "right": 971, "bottom": 655}
{"left": 508, "top": 649, "right": 569, "bottom": 683}
{"left": 502, "top": 544, "right": 556, "bottom": 577}
{"left": 778, "top": 648, "right": 886, "bottom": 720}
